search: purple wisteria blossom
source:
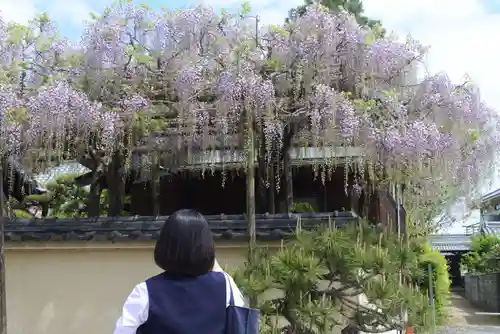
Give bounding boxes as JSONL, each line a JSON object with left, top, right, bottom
{"left": 0, "top": 2, "right": 496, "bottom": 215}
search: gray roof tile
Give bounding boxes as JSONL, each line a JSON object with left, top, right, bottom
{"left": 5, "top": 212, "right": 357, "bottom": 242}
{"left": 429, "top": 234, "right": 472, "bottom": 252}
{"left": 34, "top": 162, "right": 90, "bottom": 186}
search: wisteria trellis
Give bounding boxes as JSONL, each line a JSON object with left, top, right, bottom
{"left": 0, "top": 3, "right": 498, "bottom": 225}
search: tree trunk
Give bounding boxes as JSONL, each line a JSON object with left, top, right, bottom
{"left": 267, "top": 142, "right": 277, "bottom": 214}
{"left": 151, "top": 154, "right": 160, "bottom": 216}
{"left": 268, "top": 164, "right": 276, "bottom": 214}
{"left": 246, "top": 127, "right": 256, "bottom": 252}
{"left": 245, "top": 111, "right": 257, "bottom": 307}
{"left": 107, "top": 153, "right": 125, "bottom": 217}
{"left": 256, "top": 133, "right": 269, "bottom": 214}
{"left": 87, "top": 181, "right": 102, "bottom": 217}
{"left": 41, "top": 203, "right": 49, "bottom": 217}
{"left": 281, "top": 126, "right": 294, "bottom": 214}
{"left": 284, "top": 149, "right": 293, "bottom": 214}
{"left": 257, "top": 139, "right": 277, "bottom": 214}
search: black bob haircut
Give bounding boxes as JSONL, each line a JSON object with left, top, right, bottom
{"left": 154, "top": 209, "right": 215, "bottom": 276}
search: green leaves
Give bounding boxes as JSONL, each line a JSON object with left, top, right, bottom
{"left": 43, "top": 172, "right": 111, "bottom": 218}
{"left": 272, "top": 243, "right": 323, "bottom": 289}
{"left": 6, "top": 24, "right": 30, "bottom": 44}
{"left": 4, "top": 107, "right": 28, "bottom": 124}
{"left": 264, "top": 57, "right": 282, "bottom": 71}
{"left": 415, "top": 243, "right": 450, "bottom": 323}
{"left": 124, "top": 44, "right": 154, "bottom": 65}
{"left": 467, "top": 128, "right": 480, "bottom": 142}
{"left": 462, "top": 234, "right": 500, "bottom": 274}
{"left": 35, "top": 12, "right": 50, "bottom": 24}
{"left": 89, "top": 12, "right": 99, "bottom": 21}
{"left": 134, "top": 53, "right": 153, "bottom": 65}
{"left": 233, "top": 223, "right": 445, "bottom": 333}
{"left": 240, "top": 1, "right": 252, "bottom": 15}
{"left": 139, "top": 2, "right": 151, "bottom": 10}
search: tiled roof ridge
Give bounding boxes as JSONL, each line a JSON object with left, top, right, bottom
{"left": 4, "top": 211, "right": 357, "bottom": 242}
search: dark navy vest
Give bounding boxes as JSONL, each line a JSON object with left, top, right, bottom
{"left": 137, "top": 271, "right": 227, "bottom": 334}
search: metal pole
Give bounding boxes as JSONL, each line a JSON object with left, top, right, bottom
{"left": 245, "top": 77, "right": 256, "bottom": 309}
{"left": 246, "top": 14, "right": 259, "bottom": 253}
{"left": 246, "top": 101, "right": 256, "bottom": 256}
{"left": 428, "top": 262, "right": 436, "bottom": 333}
{"left": 396, "top": 184, "right": 403, "bottom": 334}
{"left": 396, "top": 184, "right": 401, "bottom": 238}
{"left": 245, "top": 14, "right": 259, "bottom": 308}
{"left": 0, "top": 168, "right": 7, "bottom": 334}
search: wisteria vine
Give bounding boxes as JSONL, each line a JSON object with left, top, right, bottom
{"left": 0, "top": 3, "right": 498, "bottom": 223}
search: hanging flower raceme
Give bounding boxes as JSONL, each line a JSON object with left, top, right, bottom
{"left": 363, "top": 72, "right": 500, "bottom": 207}
{"left": 0, "top": 85, "right": 24, "bottom": 154}
{"left": 252, "top": 4, "right": 500, "bottom": 204}
{"left": 22, "top": 1, "right": 493, "bottom": 213}
{"left": 122, "top": 95, "right": 150, "bottom": 114}
{"left": 25, "top": 80, "right": 119, "bottom": 154}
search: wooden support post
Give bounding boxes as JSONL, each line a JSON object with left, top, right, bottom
{"left": 0, "top": 169, "right": 7, "bottom": 334}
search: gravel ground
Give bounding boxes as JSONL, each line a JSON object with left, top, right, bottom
{"left": 435, "top": 290, "right": 500, "bottom": 333}
{"left": 437, "top": 326, "right": 500, "bottom": 333}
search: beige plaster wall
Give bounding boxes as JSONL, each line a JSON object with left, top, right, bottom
{"left": 4, "top": 241, "right": 249, "bottom": 334}
{"left": 4, "top": 241, "right": 395, "bottom": 334}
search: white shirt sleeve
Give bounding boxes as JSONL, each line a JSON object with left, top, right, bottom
{"left": 113, "top": 282, "right": 149, "bottom": 334}
{"left": 212, "top": 262, "right": 246, "bottom": 307}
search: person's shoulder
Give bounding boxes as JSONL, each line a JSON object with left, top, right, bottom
{"left": 211, "top": 262, "right": 229, "bottom": 279}
{"left": 120, "top": 282, "right": 149, "bottom": 313}
{"left": 208, "top": 267, "right": 228, "bottom": 282}
{"left": 144, "top": 272, "right": 167, "bottom": 283}
{"left": 130, "top": 281, "right": 148, "bottom": 296}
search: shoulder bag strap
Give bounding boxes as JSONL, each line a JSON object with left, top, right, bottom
{"left": 223, "top": 272, "right": 235, "bottom": 306}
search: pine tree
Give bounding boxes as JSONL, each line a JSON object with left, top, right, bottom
{"left": 287, "top": 0, "right": 382, "bottom": 32}
{"left": 44, "top": 173, "right": 90, "bottom": 217}
{"left": 232, "top": 222, "right": 434, "bottom": 333}
{"left": 38, "top": 173, "right": 122, "bottom": 218}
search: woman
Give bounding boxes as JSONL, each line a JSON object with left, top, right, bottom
{"left": 114, "top": 209, "right": 245, "bottom": 334}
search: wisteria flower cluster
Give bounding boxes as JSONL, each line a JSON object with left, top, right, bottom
{"left": 0, "top": 2, "right": 498, "bottom": 215}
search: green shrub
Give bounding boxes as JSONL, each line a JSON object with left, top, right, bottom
{"left": 43, "top": 173, "right": 131, "bottom": 218}
{"left": 13, "top": 209, "right": 34, "bottom": 218}
{"left": 462, "top": 234, "right": 500, "bottom": 274}
{"left": 291, "top": 201, "right": 316, "bottom": 213}
{"left": 232, "top": 223, "right": 436, "bottom": 333}
{"left": 414, "top": 242, "right": 450, "bottom": 323}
